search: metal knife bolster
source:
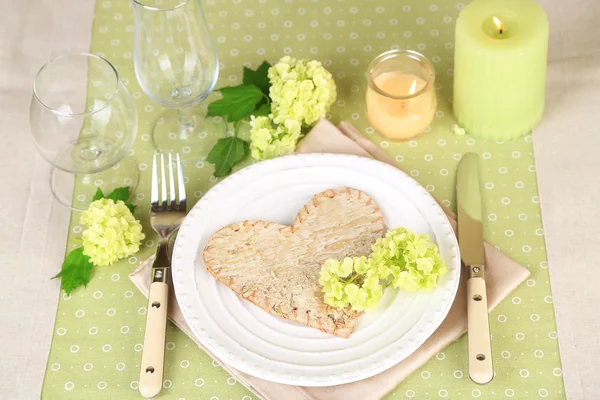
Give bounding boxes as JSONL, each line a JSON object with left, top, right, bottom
{"left": 151, "top": 242, "right": 170, "bottom": 284}
{"left": 467, "top": 263, "right": 485, "bottom": 279}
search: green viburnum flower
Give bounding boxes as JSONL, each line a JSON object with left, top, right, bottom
{"left": 452, "top": 124, "right": 466, "bottom": 136}
{"left": 370, "top": 227, "right": 447, "bottom": 292}
{"left": 268, "top": 56, "right": 337, "bottom": 127}
{"left": 80, "top": 198, "right": 145, "bottom": 266}
{"left": 249, "top": 115, "right": 302, "bottom": 160}
{"left": 319, "top": 256, "right": 383, "bottom": 312}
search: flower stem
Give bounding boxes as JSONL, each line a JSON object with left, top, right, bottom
{"left": 233, "top": 120, "right": 241, "bottom": 138}
{"left": 343, "top": 273, "right": 362, "bottom": 285}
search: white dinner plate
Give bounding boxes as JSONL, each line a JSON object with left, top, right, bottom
{"left": 172, "top": 153, "right": 461, "bottom": 386}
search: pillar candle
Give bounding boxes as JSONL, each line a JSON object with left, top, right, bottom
{"left": 453, "top": 0, "right": 549, "bottom": 140}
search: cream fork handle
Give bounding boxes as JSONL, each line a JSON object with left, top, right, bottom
{"left": 467, "top": 277, "right": 494, "bottom": 384}
{"left": 139, "top": 281, "right": 169, "bottom": 398}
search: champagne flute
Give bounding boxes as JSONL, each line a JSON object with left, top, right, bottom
{"left": 132, "top": 0, "right": 225, "bottom": 162}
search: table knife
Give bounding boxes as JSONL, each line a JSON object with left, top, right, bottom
{"left": 456, "top": 152, "right": 494, "bottom": 384}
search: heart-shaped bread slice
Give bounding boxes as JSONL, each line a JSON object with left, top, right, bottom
{"left": 202, "top": 187, "right": 384, "bottom": 338}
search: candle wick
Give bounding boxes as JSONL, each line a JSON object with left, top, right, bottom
{"left": 492, "top": 16, "right": 504, "bottom": 36}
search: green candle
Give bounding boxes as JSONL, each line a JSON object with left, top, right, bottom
{"left": 453, "top": 0, "right": 549, "bottom": 140}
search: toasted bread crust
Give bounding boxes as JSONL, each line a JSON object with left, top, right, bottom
{"left": 202, "top": 187, "right": 384, "bottom": 338}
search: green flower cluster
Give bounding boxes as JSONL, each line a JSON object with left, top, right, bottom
{"left": 268, "top": 56, "right": 337, "bottom": 126}
{"left": 371, "top": 227, "right": 448, "bottom": 292}
{"left": 249, "top": 116, "right": 302, "bottom": 160}
{"left": 319, "top": 256, "right": 383, "bottom": 312}
{"left": 319, "top": 227, "right": 447, "bottom": 311}
{"left": 80, "top": 198, "right": 145, "bottom": 266}
{"left": 249, "top": 56, "right": 336, "bottom": 160}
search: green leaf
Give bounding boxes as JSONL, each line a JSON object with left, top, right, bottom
{"left": 207, "top": 137, "right": 249, "bottom": 177}
{"left": 53, "top": 247, "right": 94, "bottom": 295}
{"left": 253, "top": 103, "right": 271, "bottom": 117}
{"left": 92, "top": 186, "right": 136, "bottom": 214}
{"left": 92, "top": 187, "right": 105, "bottom": 201}
{"left": 106, "top": 187, "right": 130, "bottom": 203}
{"left": 126, "top": 203, "right": 137, "bottom": 214}
{"left": 207, "top": 85, "right": 265, "bottom": 122}
{"left": 242, "top": 61, "right": 271, "bottom": 94}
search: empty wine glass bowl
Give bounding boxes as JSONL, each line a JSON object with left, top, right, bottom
{"left": 133, "top": 0, "right": 226, "bottom": 162}
{"left": 133, "top": 0, "right": 217, "bottom": 109}
{"left": 29, "top": 53, "right": 139, "bottom": 210}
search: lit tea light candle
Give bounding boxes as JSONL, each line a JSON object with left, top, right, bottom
{"left": 453, "top": 0, "right": 549, "bottom": 140}
{"left": 365, "top": 50, "right": 436, "bottom": 141}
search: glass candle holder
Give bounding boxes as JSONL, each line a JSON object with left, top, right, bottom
{"left": 366, "top": 50, "right": 436, "bottom": 141}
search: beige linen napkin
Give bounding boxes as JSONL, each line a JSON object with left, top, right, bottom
{"left": 130, "top": 120, "right": 530, "bottom": 400}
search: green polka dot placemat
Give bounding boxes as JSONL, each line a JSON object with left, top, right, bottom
{"left": 41, "top": 0, "right": 565, "bottom": 399}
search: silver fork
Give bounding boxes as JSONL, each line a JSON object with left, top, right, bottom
{"left": 139, "top": 152, "right": 186, "bottom": 399}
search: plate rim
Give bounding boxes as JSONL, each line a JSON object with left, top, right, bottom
{"left": 172, "top": 153, "right": 461, "bottom": 386}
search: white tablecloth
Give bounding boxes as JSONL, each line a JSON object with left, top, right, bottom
{"left": 1, "top": 0, "right": 598, "bottom": 399}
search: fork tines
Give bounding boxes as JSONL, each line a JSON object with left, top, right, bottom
{"left": 151, "top": 152, "right": 186, "bottom": 211}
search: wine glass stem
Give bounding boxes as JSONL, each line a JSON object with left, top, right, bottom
{"left": 177, "top": 108, "right": 195, "bottom": 133}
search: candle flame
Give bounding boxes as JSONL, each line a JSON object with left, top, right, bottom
{"left": 493, "top": 16, "right": 504, "bottom": 34}
{"left": 408, "top": 79, "right": 417, "bottom": 95}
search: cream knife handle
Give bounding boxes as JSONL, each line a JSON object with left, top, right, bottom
{"left": 139, "top": 281, "right": 168, "bottom": 398}
{"left": 467, "top": 277, "right": 494, "bottom": 384}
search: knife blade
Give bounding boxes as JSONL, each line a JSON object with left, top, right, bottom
{"left": 456, "top": 152, "right": 494, "bottom": 385}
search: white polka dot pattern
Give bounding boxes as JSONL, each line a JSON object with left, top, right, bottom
{"left": 41, "top": 0, "right": 565, "bottom": 399}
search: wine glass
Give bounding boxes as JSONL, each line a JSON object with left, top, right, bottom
{"left": 29, "top": 53, "right": 139, "bottom": 210}
{"left": 132, "top": 0, "right": 226, "bottom": 162}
